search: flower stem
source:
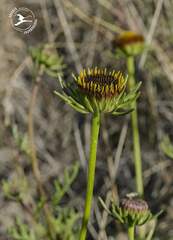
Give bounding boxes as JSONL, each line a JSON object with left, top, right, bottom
{"left": 127, "top": 56, "right": 144, "bottom": 196}
{"left": 128, "top": 225, "right": 135, "bottom": 240}
{"left": 79, "top": 111, "right": 101, "bottom": 240}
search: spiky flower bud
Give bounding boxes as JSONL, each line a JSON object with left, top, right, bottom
{"left": 55, "top": 67, "right": 140, "bottom": 115}
{"left": 99, "top": 192, "right": 162, "bottom": 227}
{"left": 114, "top": 31, "right": 145, "bottom": 56}
{"left": 120, "top": 195, "right": 148, "bottom": 214}
{"left": 120, "top": 193, "right": 150, "bottom": 226}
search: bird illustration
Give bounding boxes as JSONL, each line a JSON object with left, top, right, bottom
{"left": 14, "top": 13, "right": 33, "bottom": 26}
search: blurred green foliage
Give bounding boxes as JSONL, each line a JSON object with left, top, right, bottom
{"left": 4, "top": 162, "right": 80, "bottom": 240}
{"left": 2, "top": 122, "right": 80, "bottom": 240}
{"left": 160, "top": 135, "right": 173, "bottom": 159}
{"left": 30, "top": 45, "right": 65, "bottom": 77}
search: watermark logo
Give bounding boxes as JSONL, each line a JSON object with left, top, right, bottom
{"left": 9, "top": 7, "right": 37, "bottom": 34}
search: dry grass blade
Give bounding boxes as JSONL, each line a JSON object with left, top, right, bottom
{"left": 53, "top": 0, "right": 82, "bottom": 73}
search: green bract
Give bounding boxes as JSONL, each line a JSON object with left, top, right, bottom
{"left": 55, "top": 67, "right": 141, "bottom": 115}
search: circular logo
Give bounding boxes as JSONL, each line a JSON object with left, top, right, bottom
{"left": 9, "top": 7, "right": 37, "bottom": 34}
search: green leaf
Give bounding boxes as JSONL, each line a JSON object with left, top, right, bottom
{"left": 52, "top": 163, "right": 79, "bottom": 205}
{"left": 8, "top": 217, "right": 36, "bottom": 240}
{"left": 54, "top": 91, "right": 89, "bottom": 114}
{"left": 98, "top": 197, "right": 112, "bottom": 215}
{"left": 111, "top": 108, "right": 133, "bottom": 116}
{"left": 160, "top": 135, "right": 173, "bottom": 159}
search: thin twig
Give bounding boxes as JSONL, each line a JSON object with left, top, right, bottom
{"left": 3, "top": 57, "right": 30, "bottom": 126}
{"left": 139, "top": 0, "right": 164, "bottom": 68}
{"left": 53, "top": 0, "right": 82, "bottom": 73}
{"left": 112, "top": 122, "right": 128, "bottom": 181}
{"left": 28, "top": 66, "right": 44, "bottom": 195}
{"left": 96, "top": 0, "right": 122, "bottom": 20}
{"left": 88, "top": 221, "right": 98, "bottom": 240}
{"left": 153, "top": 42, "right": 173, "bottom": 85}
{"left": 121, "top": 0, "right": 173, "bottom": 86}
{"left": 143, "top": 160, "right": 171, "bottom": 179}
{"left": 73, "top": 122, "right": 87, "bottom": 170}
{"left": 97, "top": 191, "right": 112, "bottom": 240}
{"left": 28, "top": 65, "right": 55, "bottom": 240}
{"left": 40, "top": 0, "right": 55, "bottom": 42}
{"left": 62, "top": 0, "right": 120, "bottom": 39}
{"left": 118, "top": 0, "right": 139, "bottom": 31}
{"left": 107, "top": 121, "right": 128, "bottom": 183}
{"left": 86, "top": 7, "right": 100, "bottom": 66}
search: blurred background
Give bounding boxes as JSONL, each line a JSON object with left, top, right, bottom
{"left": 0, "top": 0, "right": 173, "bottom": 239}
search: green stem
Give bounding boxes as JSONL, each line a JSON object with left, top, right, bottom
{"left": 127, "top": 56, "right": 144, "bottom": 196}
{"left": 128, "top": 225, "right": 135, "bottom": 240}
{"left": 79, "top": 111, "right": 101, "bottom": 240}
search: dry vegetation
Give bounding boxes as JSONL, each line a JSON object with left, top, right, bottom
{"left": 0, "top": 0, "right": 173, "bottom": 239}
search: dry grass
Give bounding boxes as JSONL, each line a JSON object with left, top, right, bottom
{"left": 0, "top": 0, "right": 173, "bottom": 239}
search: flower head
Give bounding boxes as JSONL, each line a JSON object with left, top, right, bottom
{"left": 114, "top": 31, "right": 145, "bottom": 56}
{"left": 55, "top": 67, "right": 140, "bottom": 115}
{"left": 74, "top": 68, "right": 125, "bottom": 99}
{"left": 99, "top": 192, "right": 162, "bottom": 227}
{"left": 119, "top": 193, "right": 150, "bottom": 226}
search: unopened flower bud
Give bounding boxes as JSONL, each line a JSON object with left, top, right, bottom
{"left": 113, "top": 31, "right": 145, "bottom": 56}
{"left": 119, "top": 193, "right": 150, "bottom": 225}
{"left": 120, "top": 194, "right": 148, "bottom": 215}
{"left": 100, "top": 192, "right": 162, "bottom": 228}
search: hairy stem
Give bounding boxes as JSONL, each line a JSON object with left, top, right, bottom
{"left": 79, "top": 111, "right": 101, "bottom": 240}
{"left": 127, "top": 56, "right": 144, "bottom": 196}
